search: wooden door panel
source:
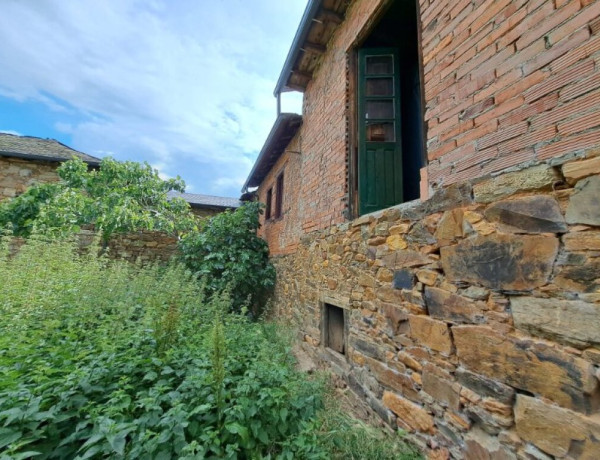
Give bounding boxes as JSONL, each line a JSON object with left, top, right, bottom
{"left": 358, "top": 47, "right": 403, "bottom": 216}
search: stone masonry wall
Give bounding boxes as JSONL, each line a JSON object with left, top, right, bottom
{"left": 0, "top": 157, "right": 60, "bottom": 200}
{"left": 271, "top": 156, "right": 600, "bottom": 459}
{"left": 8, "top": 230, "right": 178, "bottom": 266}
{"left": 105, "top": 231, "right": 178, "bottom": 264}
{"left": 77, "top": 229, "right": 179, "bottom": 265}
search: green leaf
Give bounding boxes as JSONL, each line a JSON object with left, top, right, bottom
{"left": 0, "top": 428, "right": 21, "bottom": 449}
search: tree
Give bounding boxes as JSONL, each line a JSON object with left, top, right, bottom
{"left": 178, "top": 202, "right": 275, "bottom": 314}
{"left": 0, "top": 157, "right": 196, "bottom": 241}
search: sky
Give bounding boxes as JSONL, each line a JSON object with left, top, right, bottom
{"left": 0, "top": 0, "right": 306, "bottom": 198}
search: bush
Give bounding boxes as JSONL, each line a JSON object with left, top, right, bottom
{"left": 178, "top": 202, "right": 275, "bottom": 314}
{"left": 0, "top": 239, "right": 421, "bottom": 459}
{"left": 0, "top": 239, "right": 317, "bottom": 459}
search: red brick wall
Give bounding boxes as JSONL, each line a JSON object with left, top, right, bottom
{"left": 424, "top": 0, "right": 600, "bottom": 187}
{"left": 261, "top": 0, "right": 600, "bottom": 253}
{"left": 257, "top": 134, "right": 303, "bottom": 255}
{"left": 258, "top": 0, "right": 388, "bottom": 254}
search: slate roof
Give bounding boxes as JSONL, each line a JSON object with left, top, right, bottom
{"left": 0, "top": 133, "right": 101, "bottom": 165}
{"left": 167, "top": 191, "right": 241, "bottom": 209}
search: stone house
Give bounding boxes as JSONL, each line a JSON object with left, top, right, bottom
{"left": 0, "top": 133, "right": 100, "bottom": 200}
{"left": 167, "top": 191, "right": 241, "bottom": 218}
{"left": 243, "top": 0, "right": 600, "bottom": 458}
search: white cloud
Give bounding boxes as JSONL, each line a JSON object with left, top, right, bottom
{"left": 0, "top": 129, "right": 21, "bottom": 136}
{"left": 0, "top": 0, "right": 307, "bottom": 196}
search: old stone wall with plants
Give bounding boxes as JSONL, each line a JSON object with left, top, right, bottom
{"left": 83, "top": 229, "right": 179, "bottom": 264}
{"left": 270, "top": 155, "right": 600, "bottom": 459}
{"left": 7, "top": 229, "right": 179, "bottom": 266}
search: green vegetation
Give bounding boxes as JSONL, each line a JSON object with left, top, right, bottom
{"left": 0, "top": 239, "right": 420, "bottom": 459}
{"left": 0, "top": 157, "right": 419, "bottom": 459}
{"left": 179, "top": 202, "right": 275, "bottom": 313}
{"left": 0, "top": 157, "right": 195, "bottom": 241}
{"left": 0, "top": 157, "right": 275, "bottom": 313}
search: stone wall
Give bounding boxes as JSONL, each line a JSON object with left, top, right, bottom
{"left": 78, "top": 229, "right": 179, "bottom": 264}
{"left": 270, "top": 156, "right": 600, "bottom": 459}
{"left": 7, "top": 230, "right": 179, "bottom": 266}
{"left": 0, "top": 157, "right": 60, "bottom": 200}
{"left": 190, "top": 207, "right": 226, "bottom": 219}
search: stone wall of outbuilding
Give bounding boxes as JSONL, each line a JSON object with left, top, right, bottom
{"left": 0, "top": 157, "right": 60, "bottom": 200}
{"left": 270, "top": 156, "right": 600, "bottom": 459}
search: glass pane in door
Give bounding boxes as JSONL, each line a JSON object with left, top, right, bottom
{"left": 366, "top": 77, "right": 394, "bottom": 96}
{"left": 366, "top": 100, "right": 394, "bottom": 119}
{"left": 366, "top": 55, "right": 393, "bottom": 75}
{"left": 366, "top": 122, "right": 395, "bottom": 142}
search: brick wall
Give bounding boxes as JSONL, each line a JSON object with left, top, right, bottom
{"left": 260, "top": 0, "right": 600, "bottom": 253}
{"left": 0, "top": 157, "right": 60, "bottom": 200}
{"left": 424, "top": 0, "right": 600, "bottom": 188}
{"left": 258, "top": 134, "right": 303, "bottom": 255}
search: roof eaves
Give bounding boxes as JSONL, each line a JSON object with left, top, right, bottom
{"left": 242, "top": 113, "right": 302, "bottom": 193}
{"left": 0, "top": 150, "right": 101, "bottom": 166}
{"left": 273, "top": 0, "right": 322, "bottom": 96}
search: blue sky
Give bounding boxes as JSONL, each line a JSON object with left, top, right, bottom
{"left": 0, "top": 0, "right": 305, "bottom": 197}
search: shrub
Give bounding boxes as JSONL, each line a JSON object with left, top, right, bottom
{"left": 178, "top": 202, "right": 275, "bottom": 314}
{"left": 0, "top": 239, "right": 318, "bottom": 459}
{"left": 0, "top": 238, "right": 421, "bottom": 459}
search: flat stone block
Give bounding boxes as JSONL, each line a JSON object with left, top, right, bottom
{"left": 511, "top": 296, "right": 600, "bottom": 349}
{"left": 453, "top": 325, "right": 598, "bottom": 413}
{"left": 484, "top": 196, "right": 566, "bottom": 234}
{"left": 515, "top": 394, "right": 600, "bottom": 458}
{"left": 440, "top": 233, "right": 558, "bottom": 291}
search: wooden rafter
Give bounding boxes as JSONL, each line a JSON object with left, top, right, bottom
{"left": 301, "top": 41, "right": 327, "bottom": 54}
{"left": 319, "top": 9, "right": 344, "bottom": 25}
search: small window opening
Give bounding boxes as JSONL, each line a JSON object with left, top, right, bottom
{"left": 324, "top": 303, "right": 345, "bottom": 355}
{"left": 275, "top": 172, "right": 284, "bottom": 218}
{"left": 265, "top": 187, "right": 273, "bottom": 220}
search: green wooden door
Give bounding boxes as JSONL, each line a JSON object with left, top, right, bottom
{"left": 358, "top": 48, "right": 403, "bottom": 216}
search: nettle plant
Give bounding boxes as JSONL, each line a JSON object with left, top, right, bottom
{"left": 0, "top": 157, "right": 196, "bottom": 241}
{"left": 0, "top": 239, "right": 322, "bottom": 459}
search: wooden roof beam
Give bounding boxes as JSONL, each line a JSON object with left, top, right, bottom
{"left": 291, "top": 69, "right": 313, "bottom": 80}
{"left": 319, "top": 9, "right": 344, "bottom": 25}
{"left": 284, "top": 82, "right": 307, "bottom": 92}
{"left": 300, "top": 41, "right": 327, "bottom": 54}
